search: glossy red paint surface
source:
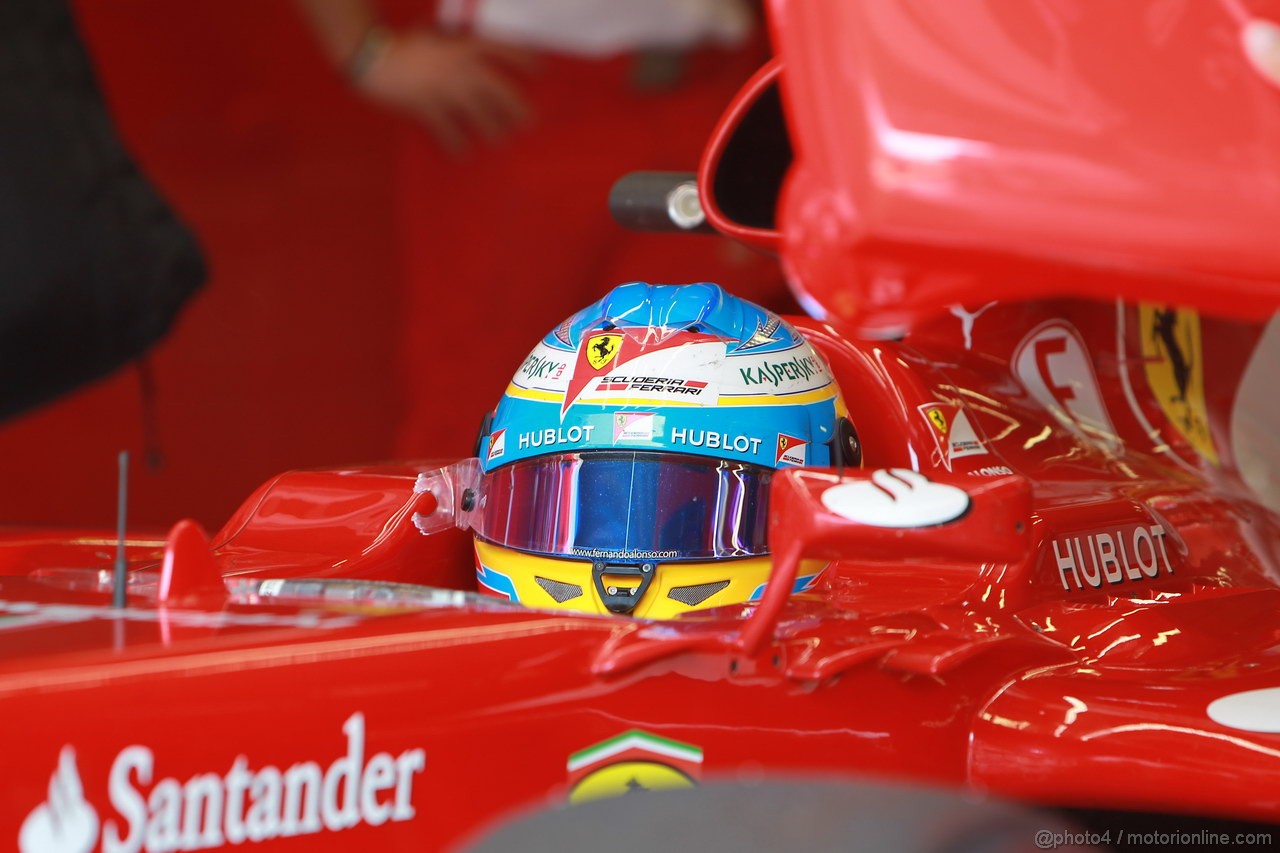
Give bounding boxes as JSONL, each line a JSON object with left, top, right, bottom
{"left": 8, "top": 3, "right": 1280, "bottom": 851}
{"left": 765, "top": 0, "right": 1280, "bottom": 335}
{"left": 6, "top": 299, "right": 1280, "bottom": 850}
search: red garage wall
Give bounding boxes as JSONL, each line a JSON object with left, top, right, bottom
{"left": 0, "top": 2, "right": 411, "bottom": 530}
{"left": 0, "top": 2, "right": 782, "bottom": 534}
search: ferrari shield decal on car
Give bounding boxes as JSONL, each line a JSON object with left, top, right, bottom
{"left": 918, "top": 404, "right": 987, "bottom": 469}
{"left": 1139, "top": 305, "right": 1218, "bottom": 464}
{"left": 821, "top": 469, "right": 971, "bottom": 528}
{"left": 923, "top": 405, "right": 948, "bottom": 435}
{"left": 566, "top": 731, "right": 703, "bottom": 804}
{"left": 20, "top": 714, "right": 424, "bottom": 853}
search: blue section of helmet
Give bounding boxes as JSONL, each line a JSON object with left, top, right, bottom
{"left": 484, "top": 397, "right": 838, "bottom": 472}
{"left": 483, "top": 282, "right": 841, "bottom": 473}
{"left": 545, "top": 282, "right": 803, "bottom": 355}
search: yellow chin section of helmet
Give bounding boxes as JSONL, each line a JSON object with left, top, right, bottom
{"left": 475, "top": 539, "right": 825, "bottom": 619}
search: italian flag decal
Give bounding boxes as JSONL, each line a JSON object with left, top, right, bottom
{"left": 566, "top": 730, "right": 704, "bottom": 804}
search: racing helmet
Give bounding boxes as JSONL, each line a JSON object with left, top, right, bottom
{"left": 472, "top": 282, "right": 857, "bottom": 618}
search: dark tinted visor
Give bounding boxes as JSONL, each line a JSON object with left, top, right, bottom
{"left": 476, "top": 451, "right": 771, "bottom": 562}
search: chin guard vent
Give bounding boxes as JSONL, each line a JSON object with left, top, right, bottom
{"left": 535, "top": 576, "right": 584, "bottom": 603}
{"left": 667, "top": 580, "right": 730, "bottom": 607}
{"left": 592, "top": 561, "right": 656, "bottom": 614}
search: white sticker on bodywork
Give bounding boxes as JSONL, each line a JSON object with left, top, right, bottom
{"left": 20, "top": 747, "right": 98, "bottom": 853}
{"left": 1014, "top": 321, "right": 1120, "bottom": 453}
{"left": 1208, "top": 687, "right": 1280, "bottom": 733}
{"left": 21, "top": 713, "right": 425, "bottom": 853}
{"left": 821, "top": 469, "right": 970, "bottom": 528}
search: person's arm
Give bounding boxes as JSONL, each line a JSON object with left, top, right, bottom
{"left": 295, "top": 0, "right": 378, "bottom": 70}
{"left": 295, "top": 0, "right": 535, "bottom": 153}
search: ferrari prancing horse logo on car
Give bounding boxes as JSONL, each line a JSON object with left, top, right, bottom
{"left": 925, "top": 408, "right": 948, "bottom": 434}
{"left": 566, "top": 730, "right": 703, "bottom": 804}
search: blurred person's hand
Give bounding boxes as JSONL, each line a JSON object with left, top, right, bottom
{"left": 358, "top": 29, "right": 536, "bottom": 153}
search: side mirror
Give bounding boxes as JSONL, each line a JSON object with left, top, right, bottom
{"left": 738, "top": 468, "right": 1032, "bottom": 655}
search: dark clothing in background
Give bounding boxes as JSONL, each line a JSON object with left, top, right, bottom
{"left": 0, "top": 0, "right": 205, "bottom": 420}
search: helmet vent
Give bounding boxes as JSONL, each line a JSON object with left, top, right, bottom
{"left": 535, "top": 576, "right": 584, "bottom": 603}
{"left": 667, "top": 580, "right": 731, "bottom": 607}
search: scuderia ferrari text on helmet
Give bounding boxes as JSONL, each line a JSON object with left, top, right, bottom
{"left": 471, "top": 282, "right": 857, "bottom": 618}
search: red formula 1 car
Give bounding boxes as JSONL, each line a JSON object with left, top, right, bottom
{"left": 7, "top": 2, "right": 1280, "bottom": 851}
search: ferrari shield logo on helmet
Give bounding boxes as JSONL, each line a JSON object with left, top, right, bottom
{"left": 561, "top": 326, "right": 722, "bottom": 415}
{"left": 563, "top": 330, "right": 628, "bottom": 414}
{"left": 585, "top": 332, "right": 622, "bottom": 370}
{"left": 777, "top": 433, "right": 808, "bottom": 466}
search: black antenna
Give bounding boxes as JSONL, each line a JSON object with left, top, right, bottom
{"left": 113, "top": 450, "right": 129, "bottom": 609}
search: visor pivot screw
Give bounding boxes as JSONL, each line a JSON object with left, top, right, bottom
{"left": 461, "top": 489, "right": 476, "bottom": 512}
{"left": 641, "top": 563, "right": 653, "bottom": 573}
{"left": 607, "top": 586, "right": 618, "bottom": 595}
